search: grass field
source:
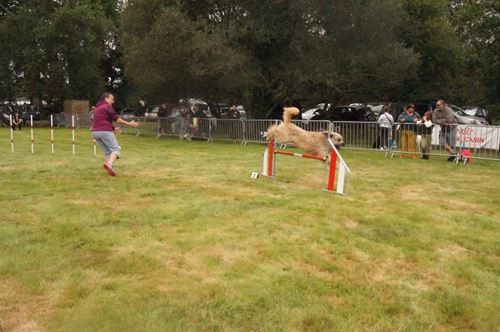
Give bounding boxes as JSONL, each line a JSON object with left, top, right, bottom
{"left": 0, "top": 128, "right": 499, "bottom": 331}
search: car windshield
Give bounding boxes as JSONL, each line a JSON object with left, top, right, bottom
{"left": 450, "top": 105, "right": 467, "bottom": 116}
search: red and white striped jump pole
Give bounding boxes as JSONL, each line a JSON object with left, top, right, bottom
{"left": 50, "top": 114, "right": 55, "bottom": 154}
{"left": 326, "top": 145, "right": 337, "bottom": 192}
{"left": 9, "top": 114, "right": 14, "bottom": 153}
{"left": 326, "top": 138, "right": 350, "bottom": 195}
{"left": 30, "top": 114, "right": 34, "bottom": 154}
{"left": 71, "top": 115, "right": 76, "bottom": 155}
{"left": 262, "top": 139, "right": 275, "bottom": 177}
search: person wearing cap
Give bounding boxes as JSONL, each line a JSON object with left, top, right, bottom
{"left": 92, "top": 92, "right": 139, "bottom": 176}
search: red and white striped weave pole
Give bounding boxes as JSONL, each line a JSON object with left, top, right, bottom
{"left": 50, "top": 114, "right": 55, "bottom": 154}
{"left": 30, "top": 114, "right": 34, "bottom": 154}
{"left": 71, "top": 115, "right": 76, "bottom": 155}
{"left": 9, "top": 114, "right": 14, "bottom": 153}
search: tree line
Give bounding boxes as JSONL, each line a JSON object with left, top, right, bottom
{"left": 0, "top": 0, "right": 498, "bottom": 119}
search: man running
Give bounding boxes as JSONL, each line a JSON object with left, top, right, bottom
{"left": 92, "top": 92, "right": 139, "bottom": 176}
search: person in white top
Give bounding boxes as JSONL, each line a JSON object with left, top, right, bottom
{"left": 377, "top": 105, "right": 394, "bottom": 149}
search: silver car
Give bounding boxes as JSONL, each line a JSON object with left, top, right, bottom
{"left": 450, "top": 105, "right": 489, "bottom": 125}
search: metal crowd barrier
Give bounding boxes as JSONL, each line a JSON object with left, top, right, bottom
{"left": 128, "top": 117, "right": 500, "bottom": 161}
{"left": 332, "top": 121, "right": 500, "bottom": 161}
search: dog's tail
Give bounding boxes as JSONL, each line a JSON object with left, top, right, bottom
{"left": 282, "top": 107, "right": 300, "bottom": 123}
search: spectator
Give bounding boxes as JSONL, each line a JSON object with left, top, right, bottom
{"left": 228, "top": 105, "right": 240, "bottom": 120}
{"left": 432, "top": 99, "right": 457, "bottom": 161}
{"left": 137, "top": 99, "right": 146, "bottom": 116}
{"left": 178, "top": 100, "right": 191, "bottom": 140}
{"left": 92, "top": 92, "right": 139, "bottom": 176}
{"left": 12, "top": 112, "right": 23, "bottom": 130}
{"left": 157, "top": 103, "right": 169, "bottom": 136}
{"left": 417, "top": 110, "right": 434, "bottom": 160}
{"left": 228, "top": 105, "right": 241, "bottom": 142}
{"left": 397, "top": 104, "right": 420, "bottom": 158}
{"left": 191, "top": 104, "right": 202, "bottom": 137}
{"left": 377, "top": 105, "right": 393, "bottom": 150}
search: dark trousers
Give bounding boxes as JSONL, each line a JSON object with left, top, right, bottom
{"left": 380, "top": 127, "right": 390, "bottom": 148}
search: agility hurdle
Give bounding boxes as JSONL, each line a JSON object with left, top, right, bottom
{"left": 261, "top": 139, "right": 351, "bottom": 195}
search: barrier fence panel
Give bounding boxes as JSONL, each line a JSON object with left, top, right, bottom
{"left": 332, "top": 121, "right": 381, "bottom": 150}
{"left": 191, "top": 118, "right": 216, "bottom": 141}
{"left": 134, "top": 117, "right": 158, "bottom": 136}
{"left": 203, "top": 119, "right": 246, "bottom": 142}
{"left": 94, "top": 115, "right": 500, "bottom": 161}
{"left": 243, "top": 119, "right": 277, "bottom": 144}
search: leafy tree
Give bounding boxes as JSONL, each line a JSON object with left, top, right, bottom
{"left": 0, "top": 1, "right": 117, "bottom": 106}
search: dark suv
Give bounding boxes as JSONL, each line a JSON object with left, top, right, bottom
{"left": 321, "top": 105, "right": 377, "bottom": 122}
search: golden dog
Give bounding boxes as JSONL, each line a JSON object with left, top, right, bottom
{"left": 265, "top": 107, "right": 344, "bottom": 159}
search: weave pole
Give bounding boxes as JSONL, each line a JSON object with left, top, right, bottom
{"left": 71, "top": 115, "right": 76, "bottom": 155}
{"left": 50, "top": 114, "right": 55, "bottom": 154}
{"left": 93, "top": 139, "right": 97, "bottom": 156}
{"left": 30, "top": 114, "right": 34, "bottom": 154}
{"left": 9, "top": 114, "right": 14, "bottom": 153}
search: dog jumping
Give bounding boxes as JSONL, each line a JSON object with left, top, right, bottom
{"left": 265, "top": 107, "right": 344, "bottom": 159}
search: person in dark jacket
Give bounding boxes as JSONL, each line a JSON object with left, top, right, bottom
{"left": 92, "top": 92, "right": 139, "bottom": 176}
{"left": 157, "top": 103, "right": 169, "bottom": 136}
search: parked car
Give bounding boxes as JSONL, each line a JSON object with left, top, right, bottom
{"left": 449, "top": 105, "right": 489, "bottom": 125}
{"left": 120, "top": 109, "right": 137, "bottom": 121}
{"left": 144, "top": 105, "right": 159, "bottom": 119}
{"left": 186, "top": 98, "right": 215, "bottom": 118}
{"left": 329, "top": 105, "right": 377, "bottom": 121}
{"left": 18, "top": 104, "right": 42, "bottom": 123}
{"left": 211, "top": 102, "right": 229, "bottom": 118}
{"left": 463, "top": 106, "right": 490, "bottom": 124}
{"left": 0, "top": 104, "right": 16, "bottom": 126}
{"left": 302, "top": 103, "right": 331, "bottom": 120}
{"left": 364, "top": 102, "right": 404, "bottom": 118}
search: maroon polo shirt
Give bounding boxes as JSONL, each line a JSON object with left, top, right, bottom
{"left": 91, "top": 100, "right": 119, "bottom": 132}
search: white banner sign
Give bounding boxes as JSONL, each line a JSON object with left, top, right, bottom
{"left": 432, "top": 125, "right": 500, "bottom": 150}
